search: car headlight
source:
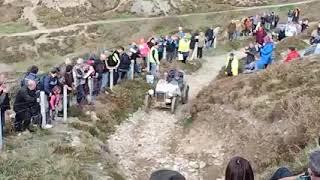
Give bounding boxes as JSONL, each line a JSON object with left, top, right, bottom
{"left": 148, "top": 89, "right": 154, "bottom": 95}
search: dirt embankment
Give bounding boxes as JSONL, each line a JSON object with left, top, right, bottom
{"left": 188, "top": 55, "right": 320, "bottom": 179}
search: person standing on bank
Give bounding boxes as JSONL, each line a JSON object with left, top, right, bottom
{"left": 0, "top": 74, "right": 10, "bottom": 136}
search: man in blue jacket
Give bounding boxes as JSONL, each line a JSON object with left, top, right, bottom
{"left": 42, "top": 68, "right": 59, "bottom": 96}
{"left": 256, "top": 36, "right": 274, "bottom": 70}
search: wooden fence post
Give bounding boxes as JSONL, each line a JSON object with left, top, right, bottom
{"left": 130, "top": 60, "right": 135, "bottom": 80}
{"left": 110, "top": 69, "right": 114, "bottom": 91}
{"left": 147, "top": 57, "right": 150, "bottom": 73}
{"left": 40, "top": 91, "right": 47, "bottom": 128}
{"left": 88, "top": 77, "right": 94, "bottom": 103}
{"left": 63, "top": 85, "right": 67, "bottom": 122}
{"left": 190, "top": 42, "right": 198, "bottom": 61}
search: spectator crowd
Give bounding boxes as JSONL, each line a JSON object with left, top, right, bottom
{"left": 225, "top": 8, "right": 320, "bottom": 77}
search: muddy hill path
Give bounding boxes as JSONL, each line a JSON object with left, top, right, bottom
{"left": 108, "top": 51, "right": 242, "bottom": 180}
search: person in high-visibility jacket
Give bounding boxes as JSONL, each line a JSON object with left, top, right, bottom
{"left": 225, "top": 53, "right": 239, "bottom": 76}
{"left": 148, "top": 43, "right": 160, "bottom": 77}
{"left": 178, "top": 34, "right": 191, "bottom": 63}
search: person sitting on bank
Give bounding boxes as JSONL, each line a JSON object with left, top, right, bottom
{"left": 284, "top": 47, "right": 301, "bottom": 63}
{"left": 225, "top": 53, "right": 239, "bottom": 76}
{"left": 270, "top": 150, "right": 320, "bottom": 180}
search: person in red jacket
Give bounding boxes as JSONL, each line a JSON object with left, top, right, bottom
{"left": 284, "top": 47, "right": 301, "bottom": 63}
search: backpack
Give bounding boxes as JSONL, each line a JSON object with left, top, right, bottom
{"left": 107, "top": 52, "right": 120, "bottom": 68}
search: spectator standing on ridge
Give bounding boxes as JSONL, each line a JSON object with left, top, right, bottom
{"left": 284, "top": 47, "right": 301, "bottom": 63}
{"left": 189, "top": 32, "right": 198, "bottom": 59}
{"left": 41, "top": 68, "right": 59, "bottom": 96}
{"left": 198, "top": 32, "right": 206, "bottom": 59}
{"left": 293, "top": 8, "right": 301, "bottom": 23}
{"left": 178, "top": 26, "right": 185, "bottom": 39}
{"left": 129, "top": 43, "right": 141, "bottom": 75}
{"left": 0, "top": 74, "right": 10, "bottom": 136}
{"left": 165, "top": 36, "right": 176, "bottom": 63}
{"left": 205, "top": 26, "right": 214, "bottom": 48}
{"left": 270, "top": 150, "right": 320, "bottom": 180}
{"left": 157, "top": 36, "right": 165, "bottom": 61}
{"left": 100, "top": 53, "right": 109, "bottom": 92}
{"left": 21, "top": 65, "right": 40, "bottom": 88}
{"left": 274, "top": 13, "right": 280, "bottom": 29}
{"left": 225, "top": 156, "right": 254, "bottom": 180}
{"left": 63, "top": 63, "right": 73, "bottom": 107}
{"left": 178, "top": 34, "right": 191, "bottom": 64}
{"left": 73, "top": 58, "right": 86, "bottom": 107}
{"left": 310, "top": 23, "right": 320, "bottom": 45}
{"left": 106, "top": 49, "right": 121, "bottom": 85}
{"left": 225, "top": 53, "right": 239, "bottom": 77}
{"left": 301, "top": 20, "right": 309, "bottom": 33}
{"left": 148, "top": 43, "right": 160, "bottom": 77}
{"left": 117, "top": 47, "right": 131, "bottom": 82}
{"left": 288, "top": 9, "right": 294, "bottom": 22}
{"left": 14, "top": 80, "right": 42, "bottom": 132}
{"left": 228, "top": 20, "right": 237, "bottom": 41}
{"left": 139, "top": 38, "right": 150, "bottom": 70}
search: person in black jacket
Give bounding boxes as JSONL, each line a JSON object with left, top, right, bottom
{"left": 205, "top": 27, "right": 214, "bottom": 48}
{"left": 165, "top": 36, "right": 176, "bottom": 63}
{"left": 117, "top": 47, "right": 131, "bottom": 83}
{"left": 0, "top": 74, "right": 10, "bottom": 136}
{"left": 14, "top": 80, "right": 39, "bottom": 132}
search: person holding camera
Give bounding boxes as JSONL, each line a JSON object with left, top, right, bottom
{"left": 270, "top": 150, "right": 320, "bottom": 180}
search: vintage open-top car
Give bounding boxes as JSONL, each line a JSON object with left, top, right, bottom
{"left": 144, "top": 69, "right": 189, "bottom": 114}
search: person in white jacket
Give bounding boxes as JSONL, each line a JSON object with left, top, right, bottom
{"left": 285, "top": 22, "right": 298, "bottom": 37}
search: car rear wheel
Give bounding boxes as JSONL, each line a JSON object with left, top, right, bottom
{"left": 171, "top": 97, "right": 177, "bottom": 114}
{"left": 182, "top": 85, "right": 189, "bottom": 104}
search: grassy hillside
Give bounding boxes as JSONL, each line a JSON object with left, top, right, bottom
{"left": 190, "top": 55, "right": 320, "bottom": 179}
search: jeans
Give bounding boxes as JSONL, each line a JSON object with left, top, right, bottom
{"left": 101, "top": 72, "right": 109, "bottom": 91}
{"left": 206, "top": 39, "right": 213, "bottom": 48}
{"left": 270, "top": 167, "right": 293, "bottom": 180}
{"left": 166, "top": 51, "right": 175, "bottom": 63}
{"left": 1, "top": 110, "right": 5, "bottom": 137}
{"left": 76, "top": 84, "right": 86, "bottom": 105}
{"left": 118, "top": 69, "right": 129, "bottom": 82}
{"left": 150, "top": 63, "right": 158, "bottom": 77}
{"left": 197, "top": 47, "right": 203, "bottom": 58}
{"left": 182, "top": 52, "right": 189, "bottom": 63}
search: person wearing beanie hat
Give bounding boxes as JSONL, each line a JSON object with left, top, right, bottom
{"left": 150, "top": 170, "right": 186, "bottom": 180}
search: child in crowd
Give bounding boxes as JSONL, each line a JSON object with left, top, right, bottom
{"left": 49, "top": 85, "right": 62, "bottom": 121}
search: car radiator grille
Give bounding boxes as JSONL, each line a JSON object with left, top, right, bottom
{"left": 156, "top": 93, "right": 166, "bottom": 102}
